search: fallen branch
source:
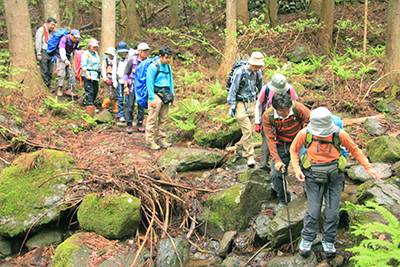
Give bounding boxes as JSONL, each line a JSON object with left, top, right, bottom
{"left": 226, "top": 142, "right": 262, "bottom": 153}
{"left": 342, "top": 114, "right": 385, "bottom": 126}
{"left": 241, "top": 241, "right": 271, "bottom": 267}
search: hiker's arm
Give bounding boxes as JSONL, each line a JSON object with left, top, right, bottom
{"left": 256, "top": 70, "right": 263, "bottom": 92}
{"left": 112, "top": 58, "right": 117, "bottom": 87}
{"left": 35, "top": 28, "right": 43, "bottom": 59}
{"left": 290, "top": 129, "right": 307, "bottom": 175}
{"left": 297, "top": 102, "right": 311, "bottom": 124}
{"left": 81, "top": 53, "right": 91, "bottom": 80}
{"left": 123, "top": 58, "right": 133, "bottom": 83}
{"left": 255, "top": 88, "right": 265, "bottom": 125}
{"left": 146, "top": 64, "right": 157, "bottom": 103}
{"left": 227, "top": 68, "right": 241, "bottom": 106}
{"left": 169, "top": 66, "right": 174, "bottom": 98}
{"left": 101, "top": 59, "right": 107, "bottom": 81}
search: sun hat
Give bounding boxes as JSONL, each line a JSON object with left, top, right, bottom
{"left": 116, "top": 42, "right": 129, "bottom": 53}
{"left": 137, "top": 42, "right": 150, "bottom": 51}
{"left": 268, "top": 74, "right": 290, "bottom": 93}
{"left": 308, "top": 107, "right": 339, "bottom": 138}
{"left": 248, "top": 51, "right": 265, "bottom": 66}
{"left": 70, "top": 29, "right": 81, "bottom": 38}
{"left": 104, "top": 47, "right": 116, "bottom": 55}
{"left": 88, "top": 39, "right": 99, "bottom": 47}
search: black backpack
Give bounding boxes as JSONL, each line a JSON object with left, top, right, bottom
{"left": 226, "top": 59, "right": 249, "bottom": 92}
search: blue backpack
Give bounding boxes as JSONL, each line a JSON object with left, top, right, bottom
{"left": 134, "top": 56, "right": 161, "bottom": 109}
{"left": 46, "top": 28, "right": 69, "bottom": 56}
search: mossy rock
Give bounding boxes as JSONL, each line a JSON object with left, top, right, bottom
{"left": 77, "top": 193, "right": 140, "bottom": 239}
{"left": 292, "top": 82, "right": 306, "bottom": 97}
{"left": 376, "top": 98, "right": 400, "bottom": 113}
{"left": 0, "top": 149, "right": 80, "bottom": 238}
{"left": 210, "top": 92, "right": 228, "bottom": 105}
{"left": 194, "top": 123, "right": 242, "bottom": 148}
{"left": 367, "top": 136, "right": 400, "bottom": 163}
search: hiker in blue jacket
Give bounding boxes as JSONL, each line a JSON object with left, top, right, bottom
{"left": 145, "top": 46, "right": 174, "bottom": 150}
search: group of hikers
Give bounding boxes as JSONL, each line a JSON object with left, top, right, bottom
{"left": 35, "top": 19, "right": 383, "bottom": 259}
{"left": 228, "top": 51, "right": 381, "bottom": 258}
{"left": 35, "top": 18, "right": 174, "bottom": 150}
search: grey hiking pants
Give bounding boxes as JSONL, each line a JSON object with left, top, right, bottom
{"left": 301, "top": 169, "right": 345, "bottom": 243}
{"left": 260, "top": 120, "right": 270, "bottom": 169}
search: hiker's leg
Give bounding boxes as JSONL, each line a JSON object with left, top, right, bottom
{"left": 260, "top": 120, "right": 271, "bottom": 169}
{"left": 66, "top": 66, "right": 74, "bottom": 88}
{"left": 84, "top": 77, "right": 95, "bottom": 106}
{"left": 40, "top": 52, "right": 52, "bottom": 87}
{"left": 322, "top": 173, "right": 345, "bottom": 243}
{"left": 235, "top": 101, "right": 255, "bottom": 158}
{"left": 157, "top": 102, "right": 170, "bottom": 139}
{"left": 116, "top": 82, "right": 124, "bottom": 119}
{"left": 56, "top": 57, "right": 66, "bottom": 88}
{"left": 92, "top": 80, "right": 99, "bottom": 101}
{"left": 301, "top": 169, "right": 323, "bottom": 242}
{"left": 126, "top": 84, "right": 135, "bottom": 125}
{"left": 146, "top": 95, "right": 163, "bottom": 145}
{"left": 271, "top": 144, "right": 290, "bottom": 202}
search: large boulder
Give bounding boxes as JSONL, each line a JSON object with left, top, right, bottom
{"left": 357, "top": 182, "right": 400, "bottom": 206}
{"left": 363, "top": 118, "right": 385, "bottom": 136}
{"left": 77, "top": 193, "right": 141, "bottom": 239}
{"left": 0, "top": 239, "right": 12, "bottom": 258}
{"left": 367, "top": 136, "right": 400, "bottom": 163}
{"left": 0, "top": 149, "right": 80, "bottom": 238}
{"left": 157, "top": 236, "right": 190, "bottom": 267}
{"left": 157, "top": 147, "right": 224, "bottom": 172}
{"left": 285, "top": 45, "right": 314, "bottom": 63}
{"left": 347, "top": 163, "right": 393, "bottom": 183}
{"left": 26, "top": 229, "right": 63, "bottom": 250}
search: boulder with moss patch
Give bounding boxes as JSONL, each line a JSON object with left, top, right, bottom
{"left": 367, "top": 136, "right": 400, "bottom": 163}
{"left": 77, "top": 193, "right": 141, "bottom": 239}
{"left": 0, "top": 150, "right": 80, "bottom": 238}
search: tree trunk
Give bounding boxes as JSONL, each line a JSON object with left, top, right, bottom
{"left": 43, "top": 0, "right": 60, "bottom": 23}
{"left": 220, "top": 0, "right": 238, "bottom": 76}
{"left": 120, "top": 0, "right": 126, "bottom": 26}
{"left": 73, "top": 0, "right": 80, "bottom": 29}
{"left": 63, "top": 0, "right": 75, "bottom": 27}
{"left": 170, "top": 0, "right": 179, "bottom": 29}
{"left": 236, "top": 0, "right": 249, "bottom": 26}
{"left": 384, "top": 0, "right": 400, "bottom": 83}
{"left": 4, "top": 0, "right": 47, "bottom": 99}
{"left": 308, "top": 0, "right": 322, "bottom": 17}
{"left": 317, "top": 0, "right": 334, "bottom": 55}
{"left": 125, "top": 0, "right": 142, "bottom": 43}
{"left": 91, "top": 0, "right": 101, "bottom": 28}
{"left": 265, "top": 0, "right": 278, "bottom": 27}
{"left": 100, "top": 0, "right": 116, "bottom": 56}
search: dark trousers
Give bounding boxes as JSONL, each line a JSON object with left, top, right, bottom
{"left": 40, "top": 52, "right": 53, "bottom": 88}
{"left": 126, "top": 83, "right": 145, "bottom": 125}
{"left": 83, "top": 77, "right": 99, "bottom": 106}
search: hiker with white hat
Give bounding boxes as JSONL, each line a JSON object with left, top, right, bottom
{"left": 255, "top": 73, "right": 299, "bottom": 172}
{"left": 290, "top": 107, "right": 381, "bottom": 259}
{"left": 227, "top": 51, "right": 264, "bottom": 167}
{"left": 112, "top": 42, "right": 130, "bottom": 122}
{"left": 101, "top": 47, "right": 116, "bottom": 112}
{"left": 262, "top": 92, "right": 310, "bottom": 215}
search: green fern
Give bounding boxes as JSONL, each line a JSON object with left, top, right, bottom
{"left": 208, "top": 79, "right": 224, "bottom": 95}
{"left": 345, "top": 201, "right": 400, "bottom": 267}
{"left": 170, "top": 113, "right": 196, "bottom": 131}
{"left": 292, "top": 61, "right": 316, "bottom": 75}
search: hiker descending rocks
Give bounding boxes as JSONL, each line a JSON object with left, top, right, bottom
{"left": 290, "top": 107, "right": 381, "bottom": 259}
{"left": 112, "top": 42, "right": 130, "bottom": 122}
{"left": 262, "top": 93, "right": 310, "bottom": 215}
{"left": 55, "top": 29, "right": 80, "bottom": 97}
{"left": 81, "top": 39, "right": 100, "bottom": 117}
{"left": 101, "top": 47, "right": 116, "bottom": 113}
{"left": 227, "top": 52, "right": 264, "bottom": 167}
{"left": 35, "top": 17, "right": 56, "bottom": 89}
{"left": 255, "top": 74, "right": 299, "bottom": 172}
{"left": 145, "top": 46, "right": 174, "bottom": 150}
{"left": 124, "top": 42, "right": 151, "bottom": 134}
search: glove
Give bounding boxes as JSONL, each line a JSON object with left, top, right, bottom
{"left": 113, "top": 82, "right": 118, "bottom": 88}
{"left": 255, "top": 124, "right": 262, "bottom": 133}
{"left": 275, "top": 161, "right": 286, "bottom": 172}
{"left": 105, "top": 80, "right": 112, "bottom": 85}
{"left": 230, "top": 105, "right": 236, "bottom": 118}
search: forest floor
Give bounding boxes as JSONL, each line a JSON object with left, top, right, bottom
{"left": 1, "top": 0, "right": 400, "bottom": 265}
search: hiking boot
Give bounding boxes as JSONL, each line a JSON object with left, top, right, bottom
{"left": 299, "top": 239, "right": 313, "bottom": 257}
{"left": 126, "top": 125, "right": 133, "bottom": 134}
{"left": 146, "top": 142, "right": 161, "bottom": 150}
{"left": 119, "top": 117, "right": 125, "bottom": 122}
{"left": 322, "top": 238, "right": 336, "bottom": 258}
{"left": 273, "top": 202, "right": 285, "bottom": 216}
{"left": 56, "top": 89, "right": 63, "bottom": 97}
{"left": 157, "top": 138, "right": 172, "bottom": 148}
{"left": 65, "top": 89, "right": 77, "bottom": 97}
{"left": 112, "top": 100, "right": 119, "bottom": 113}
{"left": 235, "top": 148, "right": 245, "bottom": 158}
{"left": 247, "top": 156, "right": 255, "bottom": 167}
{"left": 137, "top": 124, "right": 145, "bottom": 133}
{"left": 102, "top": 97, "right": 111, "bottom": 109}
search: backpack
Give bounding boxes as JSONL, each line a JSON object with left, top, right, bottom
{"left": 226, "top": 60, "right": 248, "bottom": 92}
{"left": 46, "top": 28, "right": 69, "bottom": 56}
{"left": 261, "top": 85, "right": 291, "bottom": 114}
{"left": 74, "top": 50, "right": 86, "bottom": 82}
{"left": 134, "top": 56, "right": 163, "bottom": 109}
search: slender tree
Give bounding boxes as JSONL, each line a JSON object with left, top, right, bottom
{"left": 125, "top": 0, "right": 142, "bottom": 42}
{"left": 43, "top": 0, "right": 60, "bottom": 23}
{"left": 170, "top": 0, "right": 179, "bottom": 29}
{"left": 308, "top": 0, "right": 322, "bottom": 17}
{"left": 4, "top": 0, "right": 47, "bottom": 99}
{"left": 91, "top": 0, "right": 101, "bottom": 28}
{"left": 265, "top": 0, "right": 278, "bottom": 27}
{"left": 73, "top": 0, "right": 80, "bottom": 29}
{"left": 236, "top": 0, "right": 249, "bottom": 26}
{"left": 317, "top": 0, "right": 334, "bottom": 55}
{"left": 220, "top": 0, "right": 238, "bottom": 75}
{"left": 100, "top": 0, "right": 116, "bottom": 56}
{"left": 384, "top": 0, "right": 400, "bottom": 83}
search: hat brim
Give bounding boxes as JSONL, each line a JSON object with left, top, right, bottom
{"left": 248, "top": 59, "right": 265, "bottom": 66}
{"left": 268, "top": 82, "right": 290, "bottom": 93}
{"left": 72, "top": 34, "right": 81, "bottom": 38}
{"left": 308, "top": 123, "right": 338, "bottom": 138}
{"left": 117, "top": 49, "right": 129, "bottom": 53}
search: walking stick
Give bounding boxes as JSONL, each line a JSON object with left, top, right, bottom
{"left": 282, "top": 172, "right": 295, "bottom": 255}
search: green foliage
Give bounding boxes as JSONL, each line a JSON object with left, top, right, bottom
{"left": 170, "top": 113, "right": 196, "bottom": 131}
{"left": 176, "top": 69, "right": 205, "bottom": 88}
{"left": 356, "top": 61, "right": 377, "bottom": 79}
{"left": 292, "top": 61, "right": 316, "bottom": 75}
{"left": 345, "top": 47, "right": 364, "bottom": 61}
{"left": 208, "top": 79, "right": 224, "bottom": 95}
{"left": 344, "top": 201, "right": 400, "bottom": 267}
{"left": 309, "top": 55, "right": 326, "bottom": 71}
{"left": 44, "top": 96, "right": 74, "bottom": 116}
{"left": 366, "top": 45, "right": 385, "bottom": 58}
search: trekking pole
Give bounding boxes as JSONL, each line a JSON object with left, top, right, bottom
{"left": 282, "top": 171, "right": 295, "bottom": 255}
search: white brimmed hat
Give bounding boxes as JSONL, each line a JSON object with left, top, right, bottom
{"left": 308, "top": 107, "right": 339, "bottom": 138}
{"left": 104, "top": 47, "right": 116, "bottom": 55}
{"left": 248, "top": 51, "right": 265, "bottom": 66}
{"left": 137, "top": 42, "right": 150, "bottom": 51}
{"left": 268, "top": 74, "right": 290, "bottom": 93}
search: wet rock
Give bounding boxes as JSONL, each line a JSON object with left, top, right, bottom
{"left": 254, "top": 214, "right": 272, "bottom": 240}
{"left": 207, "top": 240, "right": 220, "bottom": 252}
{"left": 0, "top": 239, "right": 12, "bottom": 258}
{"left": 217, "top": 231, "right": 237, "bottom": 257}
{"left": 26, "top": 229, "right": 63, "bottom": 250}
{"left": 268, "top": 197, "right": 308, "bottom": 248}
{"left": 157, "top": 147, "right": 224, "bottom": 172}
{"left": 392, "top": 161, "right": 400, "bottom": 177}
{"left": 221, "top": 255, "right": 246, "bottom": 267}
{"left": 367, "top": 136, "right": 400, "bottom": 163}
{"left": 347, "top": 163, "right": 392, "bottom": 183}
{"left": 94, "top": 110, "right": 113, "bottom": 123}
{"left": 363, "top": 118, "right": 385, "bottom": 136}
{"left": 266, "top": 251, "right": 318, "bottom": 266}
{"left": 357, "top": 182, "right": 400, "bottom": 205}
{"left": 285, "top": 45, "right": 314, "bottom": 63}
{"left": 0, "top": 150, "right": 80, "bottom": 238}
{"left": 157, "top": 236, "right": 189, "bottom": 267}
{"left": 77, "top": 193, "right": 141, "bottom": 239}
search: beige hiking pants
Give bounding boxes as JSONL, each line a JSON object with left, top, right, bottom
{"left": 235, "top": 101, "right": 256, "bottom": 158}
{"left": 146, "top": 95, "right": 170, "bottom": 145}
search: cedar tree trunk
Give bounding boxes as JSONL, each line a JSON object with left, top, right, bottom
{"left": 384, "top": 0, "right": 400, "bottom": 83}
{"left": 100, "top": 0, "right": 116, "bottom": 56}
{"left": 317, "top": 0, "right": 334, "bottom": 55}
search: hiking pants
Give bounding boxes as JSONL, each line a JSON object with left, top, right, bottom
{"left": 235, "top": 101, "right": 256, "bottom": 158}
{"left": 116, "top": 82, "right": 128, "bottom": 119}
{"left": 126, "top": 83, "right": 145, "bottom": 125}
{"left": 40, "top": 52, "right": 53, "bottom": 88}
{"left": 271, "top": 143, "right": 304, "bottom": 203}
{"left": 260, "top": 120, "right": 271, "bottom": 168}
{"left": 83, "top": 77, "right": 99, "bottom": 106}
{"left": 146, "top": 94, "right": 169, "bottom": 145}
{"left": 301, "top": 169, "right": 345, "bottom": 243}
{"left": 56, "top": 57, "right": 75, "bottom": 88}
{"left": 104, "top": 74, "right": 117, "bottom": 100}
